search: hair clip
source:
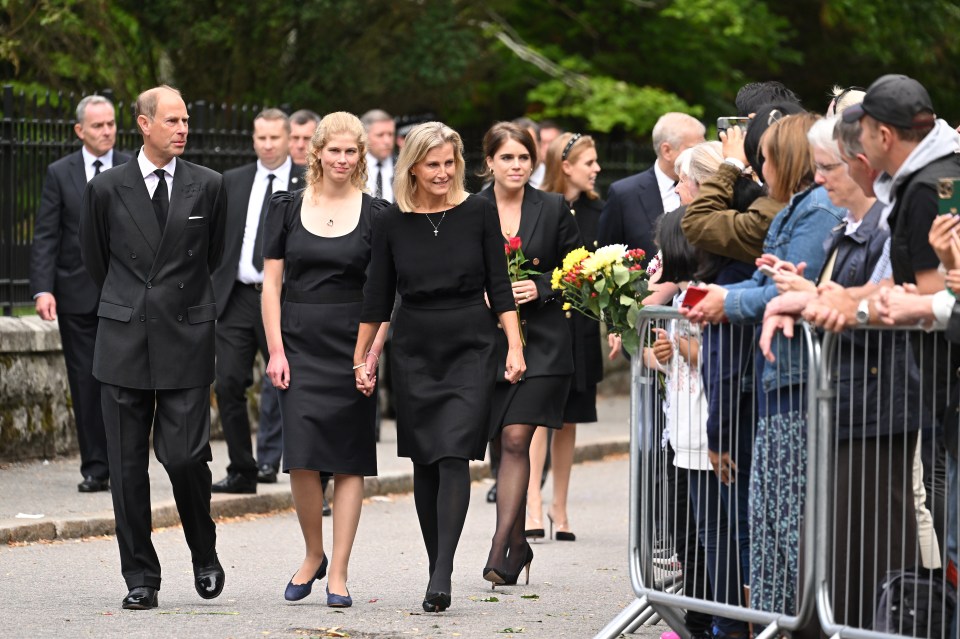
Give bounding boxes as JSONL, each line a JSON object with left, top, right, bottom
{"left": 561, "top": 133, "right": 582, "bottom": 161}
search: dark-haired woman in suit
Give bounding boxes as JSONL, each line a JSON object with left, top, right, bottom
{"left": 477, "top": 122, "right": 582, "bottom": 588}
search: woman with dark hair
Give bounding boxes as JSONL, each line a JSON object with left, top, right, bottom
{"left": 476, "top": 122, "right": 582, "bottom": 588}
{"left": 261, "top": 112, "right": 389, "bottom": 607}
{"left": 523, "top": 132, "right": 604, "bottom": 542}
{"left": 354, "top": 122, "right": 525, "bottom": 613}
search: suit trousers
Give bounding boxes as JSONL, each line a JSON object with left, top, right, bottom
{"left": 58, "top": 312, "right": 109, "bottom": 480}
{"left": 101, "top": 383, "right": 217, "bottom": 591}
{"left": 214, "top": 283, "right": 281, "bottom": 478}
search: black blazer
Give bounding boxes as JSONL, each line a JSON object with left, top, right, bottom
{"left": 211, "top": 161, "right": 305, "bottom": 314}
{"left": 567, "top": 194, "right": 605, "bottom": 390}
{"left": 80, "top": 157, "right": 227, "bottom": 389}
{"left": 597, "top": 166, "right": 663, "bottom": 264}
{"left": 30, "top": 149, "right": 132, "bottom": 314}
{"left": 478, "top": 184, "right": 582, "bottom": 378}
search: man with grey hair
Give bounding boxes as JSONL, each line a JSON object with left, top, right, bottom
{"left": 211, "top": 108, "right": 304, "bottom": 493}
{"left": 30, "top": 94, "right": 131, "bottom": 493}
{"left": 361, "top": 109, "right": 396, "bottom": 201}
{"left": 289, "top": 108, "right": 320, "bottom": 166}
{"left": 598, "top": 112, "right": 705, "bottom": 262}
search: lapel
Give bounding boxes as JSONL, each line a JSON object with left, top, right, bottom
{"left": 116, "top": 159, "right": 162, "bottom": 255}
{"left": 68, "top": 150, "right": 87, "bottom": 200}
{"left": 517, "top": 184, "right": 543, "bottom": 243}
{"left": 289, "top": 162, "right": 306, "bottom": 190}
{"left": 150, "top": 158, "right": 201, "bottom": 279}
{"left": 637, "top": 168, "right": 664, "bottom": 229}
{"left": 226, "top": 164, "right": 257, "bottom": 255}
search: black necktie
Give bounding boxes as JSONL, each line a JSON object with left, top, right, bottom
{"left": 152, "top": 168, "right": 168, "bottom": 231}
{"left": 375, "top": 161, "right": 383, "bottom": 199}
{"left": 253, "top": 173, "right": 276, "bottom": 271}
{"left": 93, "top": 159, "right": 102, "bottom": 177}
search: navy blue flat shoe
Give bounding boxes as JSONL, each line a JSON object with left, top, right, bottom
{"left": 284, "top": 553, "right": 328, "bottom": 601}
{"left": 326, "top": 585, "right": 352, "bottom": 608}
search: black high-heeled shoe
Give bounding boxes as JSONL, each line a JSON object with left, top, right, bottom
{"left": 548, "top": 512, "right": 576, "bottom": 542}
{"left": 483, "top": 543, "right": 534, "bottom": 590}
{"left": 422, "top": 591, "right": 451, "bottom": 612}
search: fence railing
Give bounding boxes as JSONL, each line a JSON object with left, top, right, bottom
{"left": 0, "top": 85, "right": 655, "bottom": 315}
{"left": 596, "top": 307, "right": 959, "bottom": 639}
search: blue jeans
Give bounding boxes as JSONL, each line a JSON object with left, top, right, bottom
{"left": 688, "top": 469, "right": 750, "bottom": 637}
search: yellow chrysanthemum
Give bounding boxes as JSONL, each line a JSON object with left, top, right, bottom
{"left": 561, "top": 247, "right": 590, "bottom": 272}
{"left": 551, "top": 268, "right": 563, "bottom": 290}
{"left": 562, "top": 302, "right": 572, "bottom": 311}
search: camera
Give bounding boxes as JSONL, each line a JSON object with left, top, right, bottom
{"left": 716, "top": 116, "right": 751, "bottom": 135}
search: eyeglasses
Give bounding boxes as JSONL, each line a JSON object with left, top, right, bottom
{"left": 561, "top": 133, "right": 582, "bottom": 161}
{"left": 814, "top": 161, "right": 844, "bottom": 174}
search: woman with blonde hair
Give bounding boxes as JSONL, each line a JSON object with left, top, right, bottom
{"left": 262, "top": 111, "right": 389, "bottom": 608}
{"left": 524, "top": 132, "right": 603, "bottom": 543}
{"left": 354, "top": 122, "right": 526, "bottom": 613}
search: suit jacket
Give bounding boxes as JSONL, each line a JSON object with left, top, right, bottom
{"left": 80, "top": 156, "right": 227, "bottom": 389}
{"left": 478, "top": 184, "right": 582, "bottom": 378}
{"left": 211, "top": 161, "right": 305, "bottom": 314}
{"left": 597, "top": 166, "right": 663, "bottom": 265}
{"left": 30, "top": 149, "right": 132, "bottom": 314}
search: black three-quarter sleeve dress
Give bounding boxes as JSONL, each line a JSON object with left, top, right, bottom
{"left": 263, "top": 190, "right": 387, "bottom": 476}
{"left": 360, "top": 194, "right": 515, "bottom": 464}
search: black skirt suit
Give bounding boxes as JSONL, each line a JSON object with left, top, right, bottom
{"left": 477, "top": 185, "right": 584, "bottom": 432}
{"left": 564, "top": 194, "right": 605, "bottom": 423}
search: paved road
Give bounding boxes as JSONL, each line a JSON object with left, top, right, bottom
{"left": 2, "top": 455, "right": 662, "bottom": 639}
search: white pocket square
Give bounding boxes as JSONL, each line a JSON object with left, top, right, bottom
{"left": 188, "top": 216, "right": 204, "bottom": 220}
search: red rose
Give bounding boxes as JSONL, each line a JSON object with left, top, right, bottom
{"left": 504, "top": 243, "right": 510, "bottom": 255}
{"left": 508, "top": 236, "right": 522, "bottom": 252}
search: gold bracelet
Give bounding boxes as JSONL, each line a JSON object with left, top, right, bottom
{"left": 352, "top": 363, "right": 366, "bottom": 370}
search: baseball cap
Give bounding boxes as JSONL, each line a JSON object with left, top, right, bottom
{"left": 842, "top": 74, "right": 935, "bottom": 128}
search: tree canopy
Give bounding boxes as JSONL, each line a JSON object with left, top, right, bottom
{"left": 3, "top": 0, "right": 959, "bottom": 137}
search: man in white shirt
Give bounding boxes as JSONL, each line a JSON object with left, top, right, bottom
{"left": 210, "top": 108, "right": 304, "bottom": 493}
{"left": 30, "top": 95, "right": 131, "bottom": 493}
{"left": 361, "top": 109, "right": 395, "bottom": 202}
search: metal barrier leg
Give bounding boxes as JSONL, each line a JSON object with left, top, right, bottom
{"left": 593, "top": 597, "right": 649, "bottom": 639}
{"left": 753, "top": 620, "right": 780, "bottom": 639}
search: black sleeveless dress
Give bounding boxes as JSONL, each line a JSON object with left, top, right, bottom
{"left": 360, "top": 195, "right": 515, "bottom": 464}
{"left": 262, "top": 190, "right": 387, "bottom": 476}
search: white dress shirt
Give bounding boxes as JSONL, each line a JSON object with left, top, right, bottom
{"left": 529, "top": 163, "right": 546, "bottom": 190}
{"left": 654, "top": 161, "right": 680, "bottom": 213}
{"left": 81, "top": 147, "right": 114, "bottom": 182}
{"left": 365, "top": 153, "right": 394, "bottom": 202}
{"left": 237, "top": 158, "right": 292, "bottom": 283}
{"left": 137, "top": 146, "right": 176, "bottom": 199}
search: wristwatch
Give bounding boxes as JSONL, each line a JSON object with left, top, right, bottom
{"left": 855, "top": 298, "right": 870, "bottom": 325}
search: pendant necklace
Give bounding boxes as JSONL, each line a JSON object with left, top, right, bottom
{"left": 425, "top": 211, "right": 447, "bottom": 237}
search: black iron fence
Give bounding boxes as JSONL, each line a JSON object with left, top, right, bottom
{"left": 0, "top": 85, "right": 654, "bottom": 314}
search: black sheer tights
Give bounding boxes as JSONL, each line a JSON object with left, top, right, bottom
{"left": 486, "top": 423, "right": 537, "bottom": 573}
{"left": 413, "top": 457, "right": 471, "bottom": 595}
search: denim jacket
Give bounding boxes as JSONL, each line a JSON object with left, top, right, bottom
{"left": 723, "top": 185, "right": 844, "bottom": 393}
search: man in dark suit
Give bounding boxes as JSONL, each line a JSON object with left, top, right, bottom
{"left": 80, "top": 85, "right": 227, "bottom": 610}
{"left": 30, "top": 95, "right": 130, "bottom": 493}
{"left": 597, "top": 112, "right": 705, "bottom": 262}
{"left": 361, "top": 109, "right": 395, "bottom": 202}
{"left": 210, "top": 108, "right": 303, "bottom": 493}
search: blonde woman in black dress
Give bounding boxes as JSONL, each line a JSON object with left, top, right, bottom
{"left": 354, "top": 122, "right": 525, "bottom": 613}
{"left": 262, "top": 112, "right": 388, "bottom": 608}
{"left": 477, "top": 122, "right": 582, "bottom": 588}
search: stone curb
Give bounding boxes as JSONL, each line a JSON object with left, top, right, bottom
{"left": 0, "top": 438, "right": 629, "bottom": 546}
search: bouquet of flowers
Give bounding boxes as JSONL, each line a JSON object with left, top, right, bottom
{"left": 551, "top": 244, "right": 650, "bottom": 355}
{"left": 505, "top": 236, "right": 540, "bottom": 346}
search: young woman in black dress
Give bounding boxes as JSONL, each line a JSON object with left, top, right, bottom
{"left": 354, "top": 122, "right": 526, "bottom": 613}
{"left": 476, "top": 122, "right": 582, "bottom": 588}
{"left": 525, "top": 132, "right": 605, "bottom": 543}
{"left": 262, "top": 112, "right": 389, "bottom": 608}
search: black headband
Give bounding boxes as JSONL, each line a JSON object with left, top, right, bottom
{"left": 561, "top": 133, "right": 582, "bottom": 161}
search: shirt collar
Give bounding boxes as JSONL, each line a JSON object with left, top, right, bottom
{"left": 367, "top": 152, "right": 392, "bottom": 169}
{"left": 257, "top": 156, "right": 292, "bottom": 179}
{"left": 81, "top": 146, "right": 113, "bottom": 168}
{"left": 653, "top": 160, "right": 676, "bottom": 196}
{"left": 138, "top": 146, "right": 177, "bottom": 180}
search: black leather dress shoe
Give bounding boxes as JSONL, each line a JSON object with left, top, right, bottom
{"left": 122, "top": 586, "right": 158, "bottom": 610}
{"left": 256, "top": 464, "right": 278, "bottom": 484}
{"left": 211, "top": 474, "right": 257, "bottom": 494}
{"left": 78, "top": 476, "right": 110, "bottom": 493}
{"left": 322, "top": 494, "right": 332, "bottom": 516}
{"left": 194, "top": 557, "right": 225, "bottom": 599}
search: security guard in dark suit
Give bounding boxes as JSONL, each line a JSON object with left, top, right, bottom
{"left": 80, "top": 85, "right": 227, "bottom": 611}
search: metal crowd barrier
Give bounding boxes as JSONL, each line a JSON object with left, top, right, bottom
{"left": 596, "top": 309, "right": 960, "bottom": 639}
